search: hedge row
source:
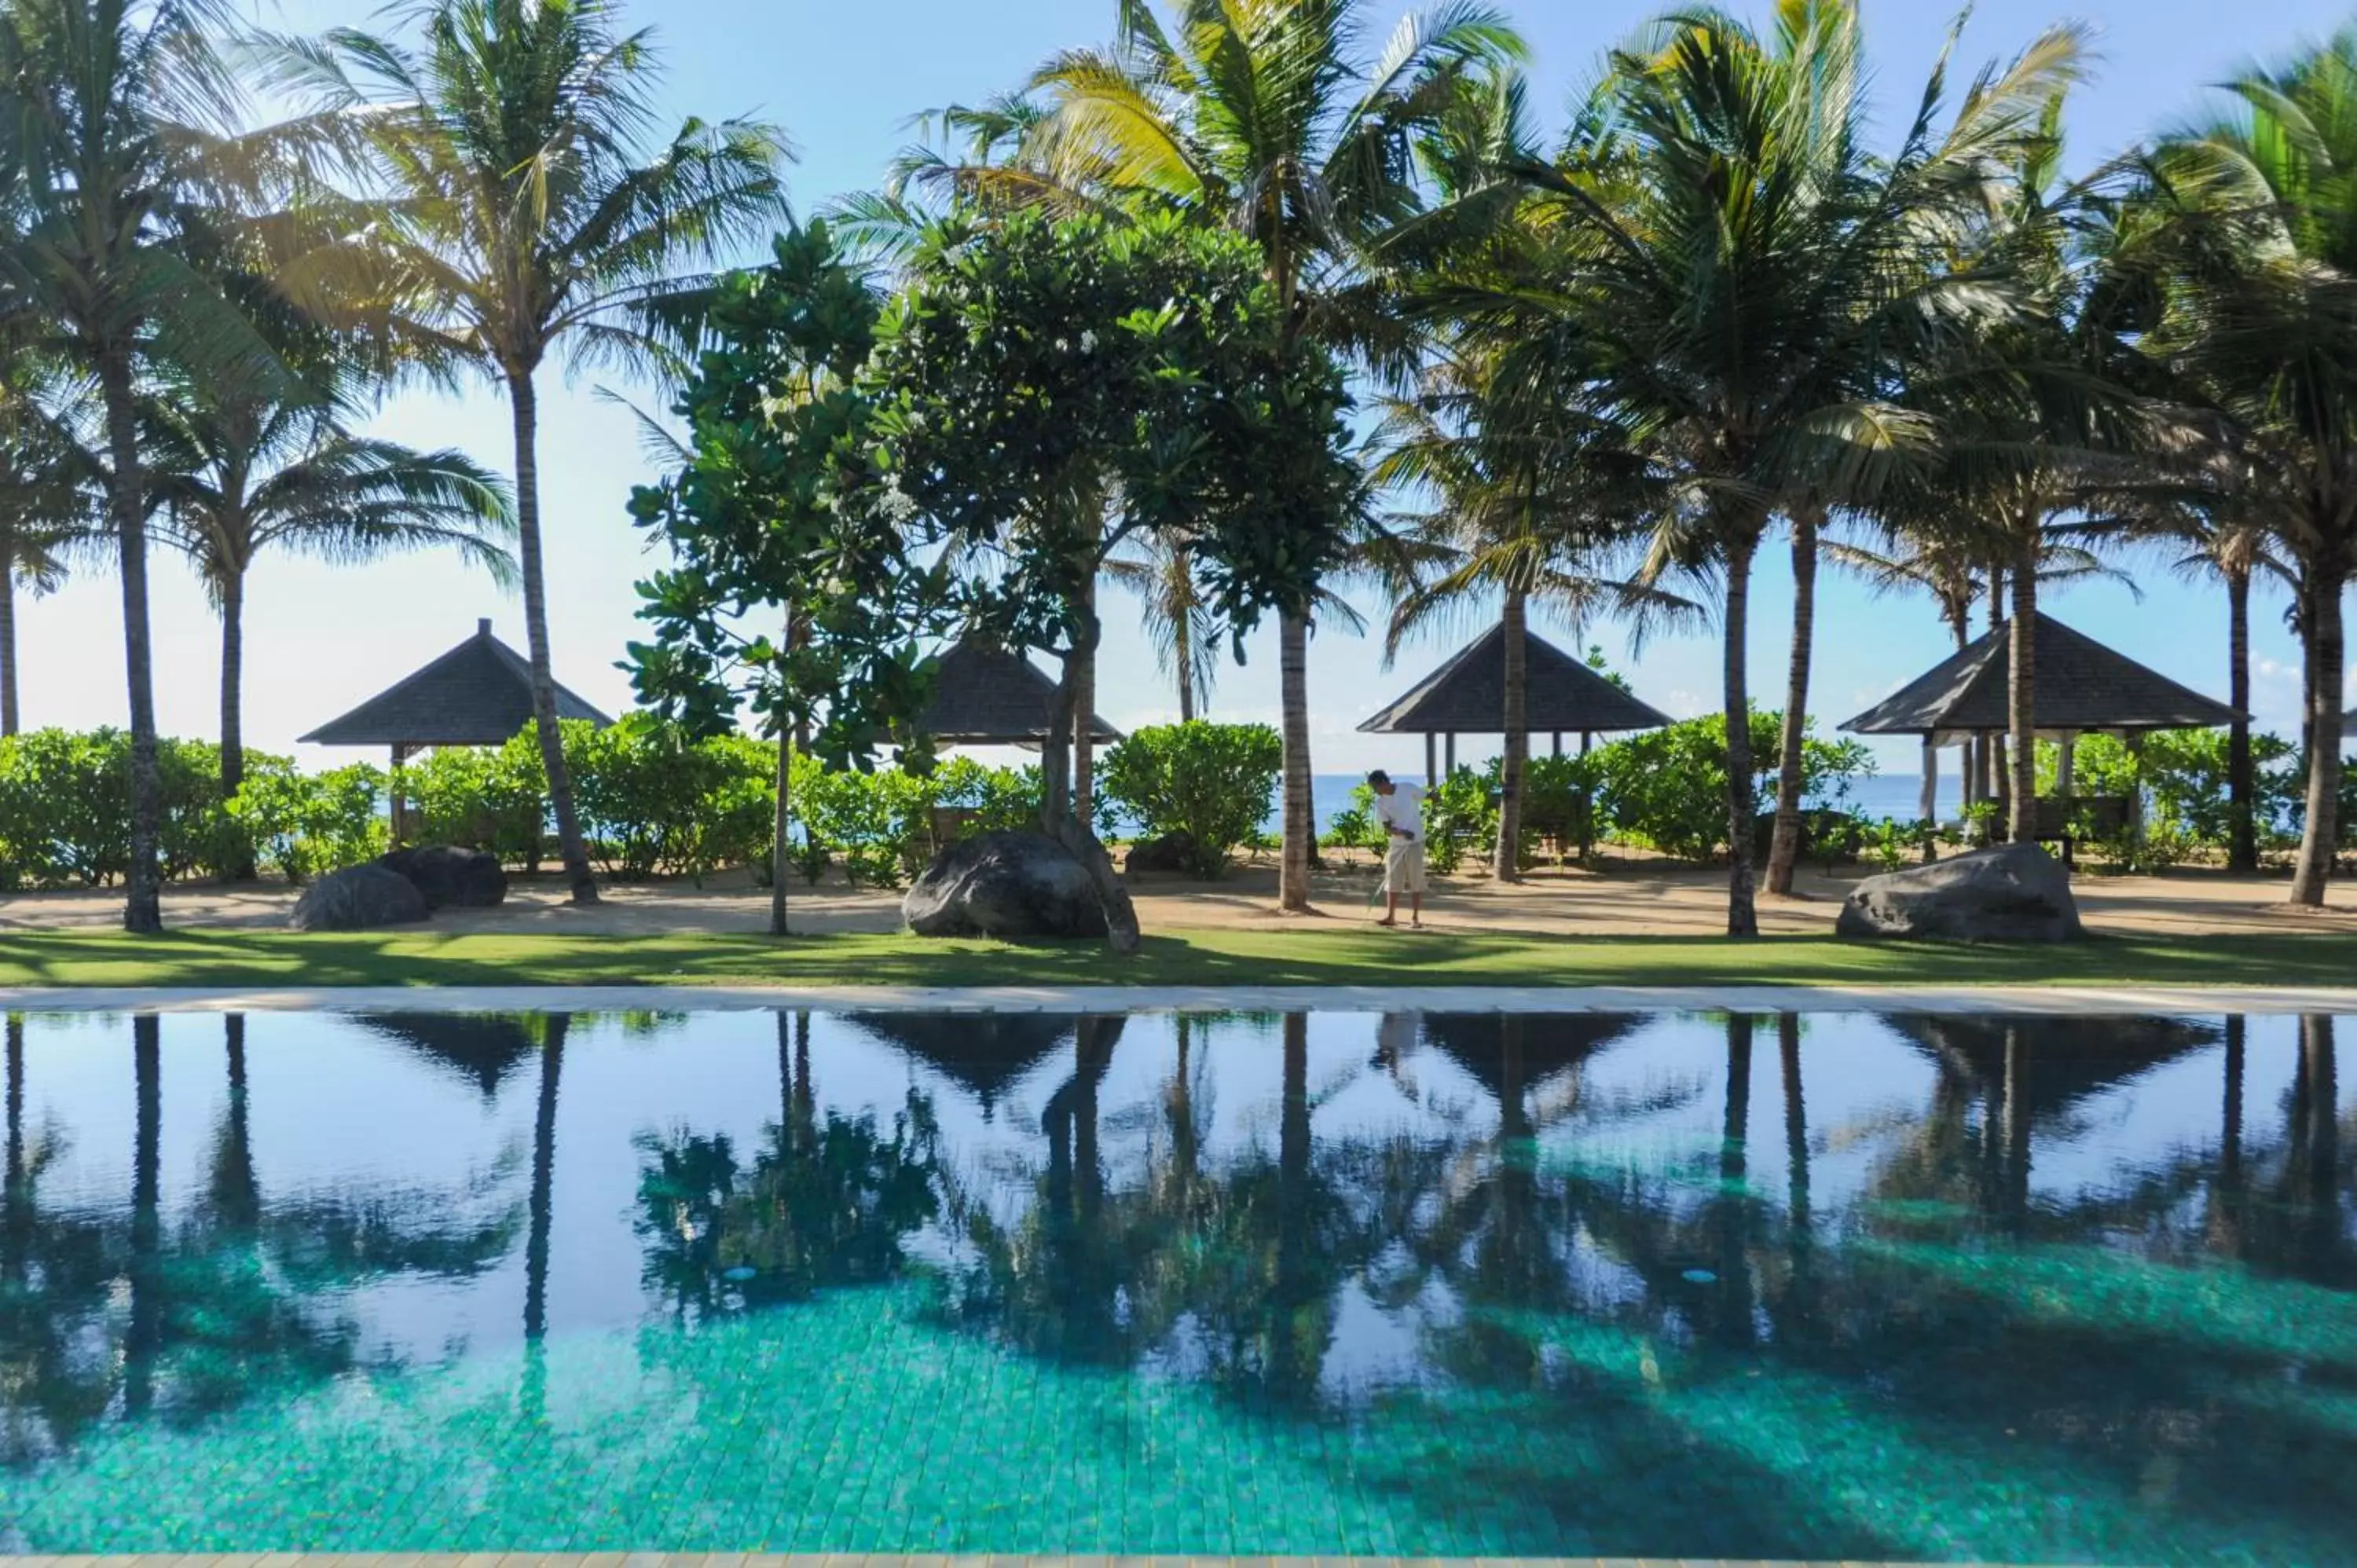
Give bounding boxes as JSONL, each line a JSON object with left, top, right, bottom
{"left": 0, "top": 718, "right": 1289, "bottom": 891}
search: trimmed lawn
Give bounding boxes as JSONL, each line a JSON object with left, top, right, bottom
{"left": 2, "top": 925, "right": 2356, "bottom": 990}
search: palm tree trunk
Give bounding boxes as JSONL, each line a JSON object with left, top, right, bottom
{"left": 1494, "top": 590, "right": 1528, "bottom": 882}
{"left": 506, "top": 368, "right": 598, "bottom": 906}
{"left": 218, "top": 569, "right": 256, "bottom": 881}
{"left": 0, "top": 568, "right": 16, "bottom": 738}
{"left": 2289, "top": 564, "right": 2347, "bottom": 907}
{"left": 1721, "top": 533, "right": 1761, "bottom": 937}
{"left": 1278, "top": 609, "right": 1314, "bottom": 913}
{"left": 1174, "top": 563, "right": 1197, "bottom": 724}
{"left": 1766, "top": 510, "right": 1820, "bottom": 895}
{"left": 99, "top": 352, "right": 163, "bottom": 932}
{"left": 2227, "top": 563, "right": 2257, "bottom": 874}
{"left": 2008, "top": 540, "right": 2039, "bottom": 848}
{"left": 1074, "top": 577, "right": 1098, "bottom": 826}
{"left": 769, "top": 727, "right": 792, "bottom": 939}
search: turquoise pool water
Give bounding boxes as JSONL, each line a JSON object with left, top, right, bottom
{"left": 0, "top": 1006, "right": 2349, "bottom": 1563}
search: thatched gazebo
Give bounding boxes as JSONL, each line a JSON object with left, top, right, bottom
{"left": 1840, "top": 612, "right": 2239, "bottom": 824}
{"left": 302, "top": 618, "right": 613, "bottom": 840}
{"left": 913, "top": 637, "right": 1121, "bottom": 746}
{"left": 1358, "top": 623, "right": 1673, "bottom": 782}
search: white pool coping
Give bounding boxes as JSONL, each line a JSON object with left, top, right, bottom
{"left": 4, "top": 982, "right": 2356, "bottom": 1016}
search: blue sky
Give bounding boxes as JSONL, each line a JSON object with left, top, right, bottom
{"left": 22, "top": 0, "right": 2357, "bottom": 775}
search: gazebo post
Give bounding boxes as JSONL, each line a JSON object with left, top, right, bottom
{"left": 2056, "top": 731, "right": 2078, "bottom": 798}
{"left": 1424, "top": 732, "right": 1437, "bottom": 786}
{"left": 1552, "top": 731, "right": 1563, "bottom": 758}
{"left": 389, "top": 744, "right": 412, "bottom": 848}
{"left": 1445, "top": 732, "right": 1457, "bottom": 777}
{"left": 2126, "top": 733, "right": 2147, "bottom": 860}
{"left": 1919, "top": 738, "right": 1940, "bottom": 863}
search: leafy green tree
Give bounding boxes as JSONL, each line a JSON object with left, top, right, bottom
{"left": 279, "top": 0, "right": 793, "bottom": 908}
{"left": 863, "top": 206, "right": 1360, "bottom": 949}
{"left": 0, "top": 0, "right": 307, "bottom": 931}
{"left": 929, "top": 0, "right": 1525, "bottom": 914}
{"left": 629, "top": 220, "right": 940, "bottom": 936}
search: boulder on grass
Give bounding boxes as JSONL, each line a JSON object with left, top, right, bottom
{"left": 1837, "top": 842, "right": 2084, "bottom": 943}
{"left": 379, "top": 844, "right": 508, "bottom": 910}
{"left": 291, "top": 864, "right": 431, "bottom": 932}
{"left": 904, "top": 830, "right": 1109, "bottom": 940}
{"left": 1124, "top": 830, "right": 1204, "bottom": 877}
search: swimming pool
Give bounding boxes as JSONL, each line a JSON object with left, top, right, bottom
{"left": 0, "top": 1005, "right": 2347, "bottom": 1563}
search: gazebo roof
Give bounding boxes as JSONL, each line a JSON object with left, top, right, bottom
{"left": 1358, "top": 623, "right": 1673, "bottom": 737}
{"left": 302, "top": 619, "right": 613, "bottom": 748}
{"left": 915, "top": 638, "right": 1120, "bottom": 746}
{"left": 1840, "top": 613, "right": 2238, "bottom": 738}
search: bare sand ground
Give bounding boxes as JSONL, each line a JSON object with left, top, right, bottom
{"left": 5, "top": 851, "right": 2350, "bottom": 939}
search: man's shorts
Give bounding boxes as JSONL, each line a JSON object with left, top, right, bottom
{"left": 1385, "top": 839, "right": 1428, "bottom": 896}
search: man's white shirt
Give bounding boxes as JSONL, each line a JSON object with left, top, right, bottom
{"left": 1375, "top": 784, "right": 1426, "bottom": 844}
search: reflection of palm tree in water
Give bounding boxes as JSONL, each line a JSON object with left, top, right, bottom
{"left": 2290, "top": 1016, "right": 2341, "bottom": 1276}
{"left": 1039, "top": 1017, "right": 1123, "bottom": 1360}
{"left": 126, "top": 1017, "right": 163, "bottom": 1417}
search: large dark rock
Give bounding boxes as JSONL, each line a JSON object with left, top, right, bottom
{"left": 291, "top": 864, "right": 431, "bottom": 932}
{"left": 1837, "top": 843, "right": 2084, "bottom": 943}
{"left": 904, "top": 830, "right": 1109, "bottom": 940}
{"left": 379, "top": 844, "right": 508, "bottom": 910}
{"left": 1124, "top": 830, "right": 1205, "bottom": 877}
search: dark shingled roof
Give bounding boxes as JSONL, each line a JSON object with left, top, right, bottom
{"left": 915, "top": 638, "right": 1120, "bottom": 745}
{"left": 1358, "top": 622, "right": 1673, "bottom": 736}
{"left": 302, "top": 620, "right": 612, "bottom": 747}
{"left": 1841, "top": 612, "right": 2238, "bottom": 738}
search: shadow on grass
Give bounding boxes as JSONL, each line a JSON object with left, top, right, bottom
{"left": 4, "top": 925, "right": 2357, "bottom": 990}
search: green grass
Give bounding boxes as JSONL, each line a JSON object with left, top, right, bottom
{"left": 2, "top": 925, "right": 2355, "bottom": 991}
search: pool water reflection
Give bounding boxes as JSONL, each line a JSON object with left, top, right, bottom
{"left": 0, "top": 1007, "right": 2349, "bottom": 1563}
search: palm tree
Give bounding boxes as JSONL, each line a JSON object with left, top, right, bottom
{"left": 1370, "top": 349, "right": 1687, "bottom": 881}
{"left": 0, "top": 365, "right": 100, "bottom": 738}
{"left": 959, "top": 0, "right": 1527, "bottom": 914}
{"left": 1455, "top": 5, "right": 2082, "bottom": 932}
{"left": 147, "top": 360, "right": 515, "bottom": 831}
{"left": 277, "top": 0, "right": 792, "bottom": 905}
{"left": 0, "top": 0, "right": 302, "bottom": 932}
{"left": 2127, "top": 35, "right": 2357, "bottom": 905}
{"left": 1103, "top": 531, "right": 1219, "bottom": 722}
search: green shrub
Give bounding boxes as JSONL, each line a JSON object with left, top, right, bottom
{"left": 0, "top": 727, "right": 131, "bottom": 887}
{"left": 1098, "top": 722, "right": 1282, "bottom": 877}
{"left": 225, "top": 760, "right": 387, "bottom": 883}
{"left": 1588, "top": 710, "right": 1873, "bottom": 863}
{"left": 0, "top": 728, "right": 256, "bottom": 888}
{"left": 408, "top": 742, "right": 547, "bottom": 866}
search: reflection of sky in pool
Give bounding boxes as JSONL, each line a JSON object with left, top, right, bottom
{"left": 0, "top": 1006, "right": 2350, "bottom": 1562}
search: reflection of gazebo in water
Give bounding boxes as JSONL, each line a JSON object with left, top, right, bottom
{"left": 353, "top": 1013, "right": 544, "bottom": 1097}
{"left": 1415, "top": 1013, "right": 1643, "bottom": 1127}
{"left": 1358, "top": 624, "right": 1672, "bottom": 782}
{"left": 1892, "top": 1013, "right": 2222, "bottom": 1121}
{"left": 1841, "top": 613, "right": 2238, "bottom": 833}
{"left": 848, "top": 1012, "right": 1085, "bottom": 1120}
{"left": 301, "top": 618, "right": 612, "bottom": 841}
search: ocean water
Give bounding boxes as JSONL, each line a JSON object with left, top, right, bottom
{"left": 1294, "top": 772, "right": 1966, "bottom": 834}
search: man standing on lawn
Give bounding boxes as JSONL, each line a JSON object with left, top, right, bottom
{"left": 1369, "top": 770, "right": 1426, "bottom": 929}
